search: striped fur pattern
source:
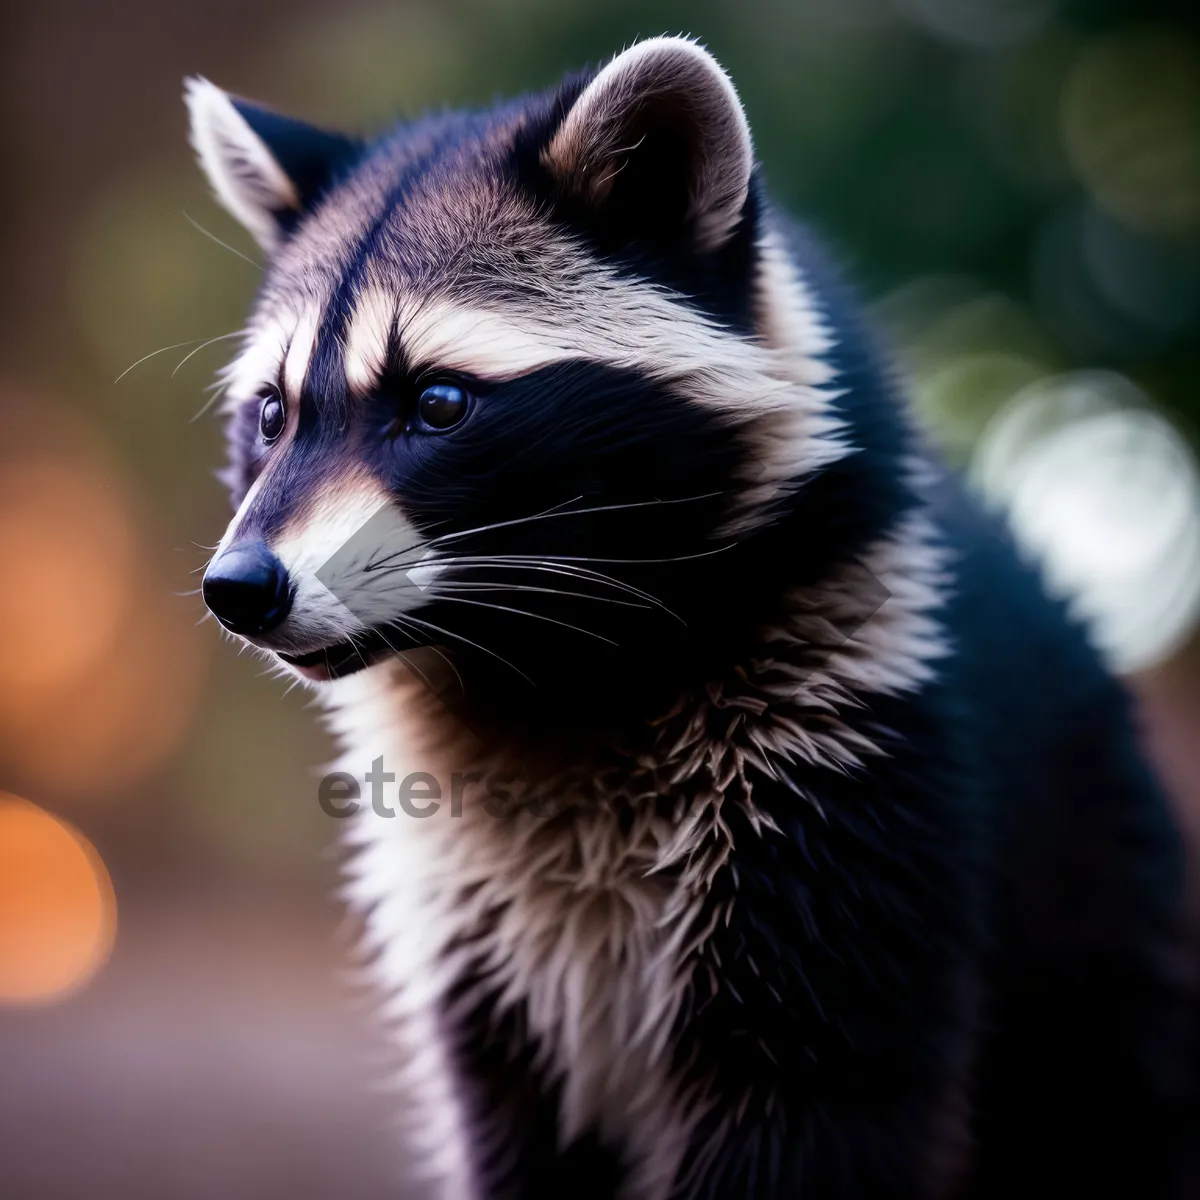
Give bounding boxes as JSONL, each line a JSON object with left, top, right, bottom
{"left": 188, "top": 36, "right": 1193, "bottom": 1200}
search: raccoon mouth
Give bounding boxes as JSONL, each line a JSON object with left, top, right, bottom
{"left": 277, "top": 626, "right": 416, "bottom": 681}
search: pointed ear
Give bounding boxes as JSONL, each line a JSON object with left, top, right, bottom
{"left": 184, "top": 77, "right": 360, "bottom": 252}
{"left": 542, "top": 37, "right": 754, "bottom": 252}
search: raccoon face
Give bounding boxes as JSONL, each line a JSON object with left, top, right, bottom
{"left": 189, "top": 38, "right": 843, "bottom": 690}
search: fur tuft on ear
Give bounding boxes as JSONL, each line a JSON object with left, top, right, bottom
{"left": 184, "top": 77, "right": 359, "bottom": 252}
{"left": 543, "top": 37, "right": 754, "bottom": 252}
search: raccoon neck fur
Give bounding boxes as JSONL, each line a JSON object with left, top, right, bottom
{"left": 323, "top": 422, "right": 948, "bottom": 1200}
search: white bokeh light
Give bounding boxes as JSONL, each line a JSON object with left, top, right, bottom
{"left": 971, "top": 370, "right": 1200, "bottom": 672}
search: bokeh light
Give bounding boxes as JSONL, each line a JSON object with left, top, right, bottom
{"left": 912, "top": 352, "right": 1047, "bottom": 461}
{"left": 1079, "top": 205, "right": 1200, "bottom": 341}
{"left": 0, "top": 460, "right": 137, "bottom": 698}
{"left": 892, "top": 0, "right": 1055, "bottom": 51}
{"left": 0, "top": 794, "right": 117, "bottom": 1005}
{"left": 1031, "top": 201, "right": 1200, "bottom": 360}
{"left": 0, "top": 394, "right": 208, "bottom": 802}
{"left": 1061, "top": 30, "right": 1200, "bottom": 239}
{"left": 972, "top": 371, "right": 1200, "bottom": 672}
{"left": 874, "top": 277, "right": 1058, "bottom": 463}
{"left": 0, "top": 592, "right": 207, "bottom": 798}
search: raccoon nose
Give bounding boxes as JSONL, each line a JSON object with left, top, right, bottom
{"left": 202, "top": 541, "right": 292, "bottom": 637}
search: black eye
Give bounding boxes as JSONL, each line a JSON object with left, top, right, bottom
{"left": 416, "top": 383, "right": 471, "bottom": 432}
{"left": 259, "top": 392, "right": 285, "bottom": 442}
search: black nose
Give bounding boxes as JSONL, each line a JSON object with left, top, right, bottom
{"left": 202, "top": 541, "right": 292, "bottom": 637}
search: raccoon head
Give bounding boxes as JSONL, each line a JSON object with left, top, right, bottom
{"left": 188, "top": 37, "right": 854, "bottom": 700}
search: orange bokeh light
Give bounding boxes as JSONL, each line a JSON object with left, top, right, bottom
{"left": 0, "top": 590, "right": 207, "bottom": 798}
{"left": 0, "top": 460, "right": 137, "bottom": 698}
{"left": 0, "top": 793, "right": 117, "bottom": 1004}
{"left": 0, "top": 430, "right": 208, "bottom": 801}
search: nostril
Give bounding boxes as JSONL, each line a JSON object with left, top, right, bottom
{"left": 202, "top": 541, "right": 292, "bottom": 637}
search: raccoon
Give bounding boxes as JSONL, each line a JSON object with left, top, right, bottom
{"left": 186, "top": 36, "right": 1194, "bottom": 1200}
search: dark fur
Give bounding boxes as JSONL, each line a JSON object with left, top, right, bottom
{"left": 202, "top": 52, "right": 1195, "bottom": 1199}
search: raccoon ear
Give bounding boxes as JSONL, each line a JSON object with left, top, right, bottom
{"left": 543, "top": 37, "right": 754, "bottom": 252}
{"left": 184, "top": 77, "right": 360, "bottom": 252}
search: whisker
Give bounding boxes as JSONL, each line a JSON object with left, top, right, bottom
{"left": 371, "top": 625, "right": 445, "bottom": 696}
{"left": 191, "top": 380, "right": 241, "bottom": 423}
{"left": 423, "top": 592, "right": 618, "bottom": 645}
{"left": 389, "top": 611, "right": 533, "bottom": 685}
{"left": 430, "top": 580, "right": 649, "bottom": 609}
{"left": 392, "top": 643, "right": 435, "bottom": 692}
{"left": 394, "top": 645, "right": 436, "bottom": 692}
{"left": 423, "top": 642, "right": 466, "bottom": 695}
{"left": 173, "top": 330, "right": 244, "bottom": 379}
{"left": 357, "top": 553, "right": 692, "bottom": 624}
{"left": 346, "top": 631, "right": 374, "bottom": 675}
{"left": 388, "top": 620, "right": 466, "bottom": 696}
{"left": 364, "top": 492, "right": 723, "bottom": 573}
{"left": 490, "top": 543, "right": 740, "bottom": 567}
{"left": 363, "top": 495, "right": 583, "bottom": 572}
{"left": 432, "top": 557, "right": 681, "bottom": 617}
{"left": 183, "top": 210, "right": 262, "bottom": 269}
{"left": 367, "top": 541, "right": 736, "bottom": 577}
{"left": 424, "top": 492, "right": 724, "bottom": 550}
{"left": 114, "top": 337, "right": 214, "bottom": 385}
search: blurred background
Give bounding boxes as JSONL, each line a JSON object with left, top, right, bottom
{"left": 1, "top": 0, "right": 1198, "bottom": 1195}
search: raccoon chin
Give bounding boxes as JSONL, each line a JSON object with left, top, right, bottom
{"left": 276, "top": 624, "right": 420, "bottom": 681}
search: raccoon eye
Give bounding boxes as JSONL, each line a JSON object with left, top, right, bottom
{"left": 259, "top": 392, "right": 285, "bottom": 443}
{"left": 416, "top": 383, "right": 471, "bottom": 432}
